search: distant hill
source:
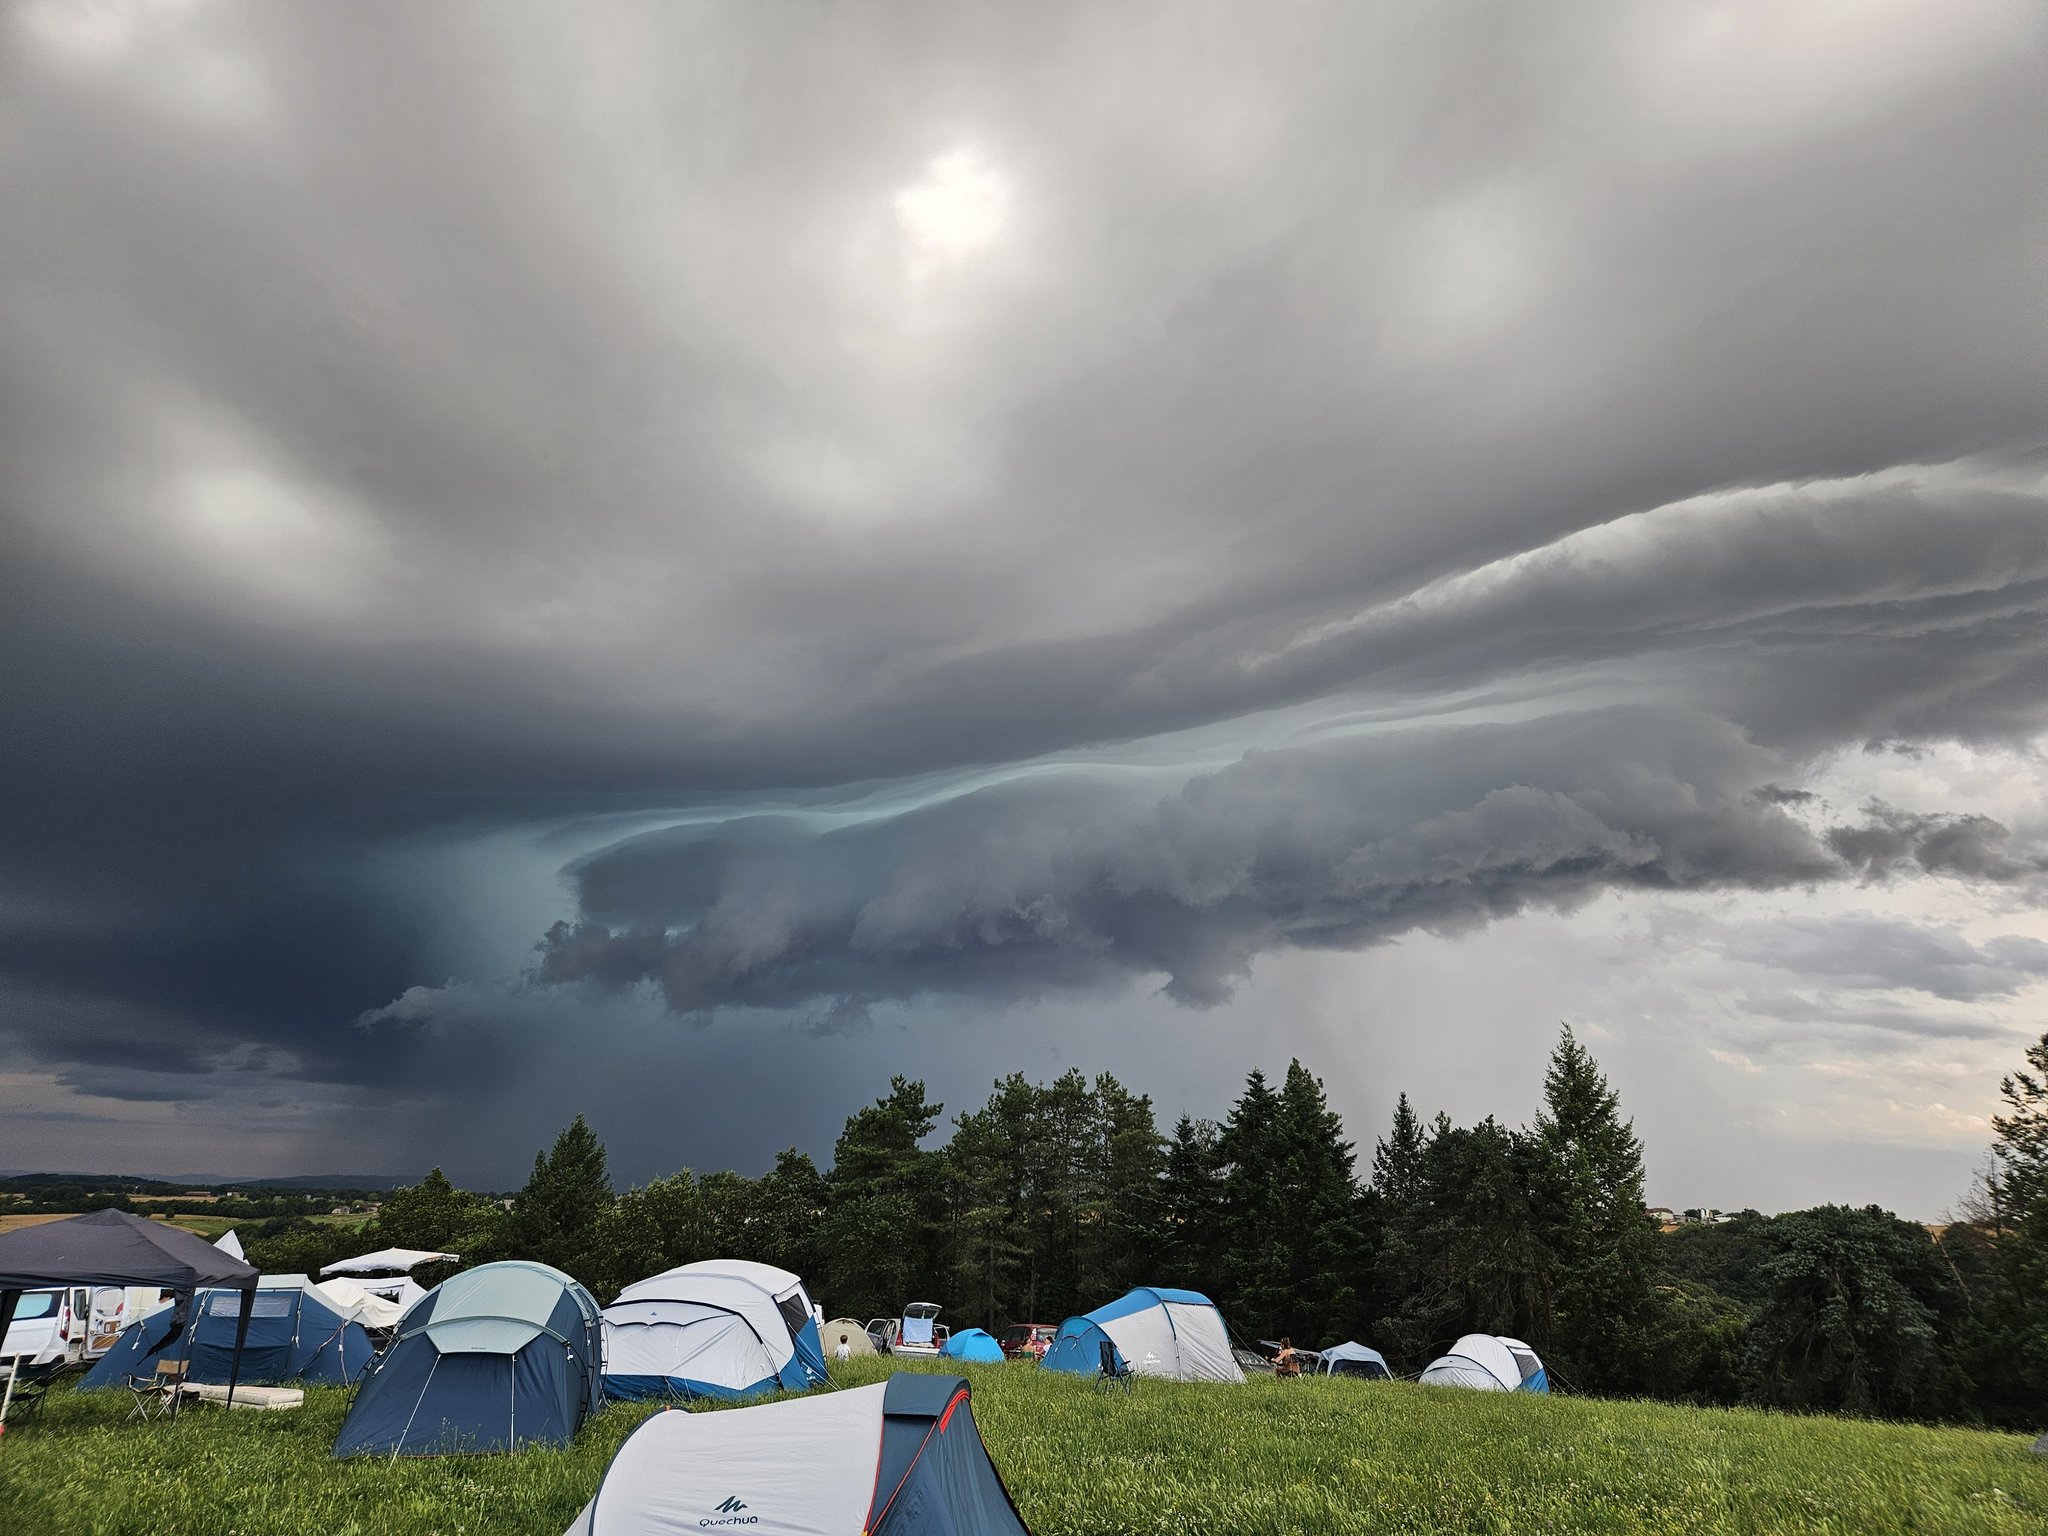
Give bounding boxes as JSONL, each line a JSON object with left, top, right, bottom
{"left": 0, "top": 1170, "right": 416, "bottom": 1193}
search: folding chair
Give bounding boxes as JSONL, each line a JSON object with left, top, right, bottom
{"left": 1094, "top": 1339, "right": 1133, "bottom": 1393}
{"left": 3, "top": 1357, "right": 63, "bottom": 1426}
{"left": 127, "top": 1359, "right": 187, "bottom": 1421}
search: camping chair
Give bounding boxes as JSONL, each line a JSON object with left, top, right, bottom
{"left": 3, "top": 1357, "right": 64, "bottom": 1425}
{"left": 127, "top": 1359, "right": 187, "bottom": 1421}
{"left": 1095, "top": 1339, "right": 1133, "bottom": 1393}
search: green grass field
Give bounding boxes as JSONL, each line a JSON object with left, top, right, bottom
{"left": 2, "top": 1358, "right": 2042, "bottom": 1535}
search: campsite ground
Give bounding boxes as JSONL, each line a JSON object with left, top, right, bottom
{"left": 1, "top": 1358, "right": 2041, "bottom": 1535}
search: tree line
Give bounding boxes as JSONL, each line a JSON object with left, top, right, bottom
{"left": 248, "top": 1028, "right": 2048, "bottom": 1429}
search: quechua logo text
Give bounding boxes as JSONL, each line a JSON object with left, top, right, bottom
{"left": 701, "top": 1495, "right": 756, "bottom": 1527}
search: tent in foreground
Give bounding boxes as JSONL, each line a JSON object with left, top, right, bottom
{"left": 1040, "top": 1287, "right": 1244, "bottom": 1383}
{"left": 602, "top": 1258, "right": 827, "bottom": 1401}
{"left": 1314, "top": 1341, "right": 1392, "bottom": 1379}
{"left": 941, "top": 1327, "right": 1006, "bottom": 1363}
{"left": 333, "top": 1261, "right": 601, "bottom": 1457}
{"left": 82, "top": 1274, "right": 374, "bottom": 1389}
{"left": 563, "top": 1372, "right": 1030, "bottom": 1536}
{"left": 1419, "top": 1334, "right": 1549, "bottom": 1393}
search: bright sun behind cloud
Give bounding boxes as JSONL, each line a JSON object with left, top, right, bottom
{"left": 893, "top": 147, "right": 1011, "bottom": 273}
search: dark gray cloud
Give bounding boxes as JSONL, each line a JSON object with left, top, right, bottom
{"left": 0, "top": 1, "right": 2044, "bottom": 1186}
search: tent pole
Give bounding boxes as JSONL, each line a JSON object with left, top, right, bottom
{"left": 224, "top": 1277, "right": 256, "bottom": 1410}
{"left": 170, "top": 1287, "right": 193, "bottom": 1421}
{"left": 0, "top": 1287, "right": 22, "bottom": 1439}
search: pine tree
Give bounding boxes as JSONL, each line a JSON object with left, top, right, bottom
{"left": 1157, "top": 1116, "right": 1224, "bottom": 1287}
{"left": 1528, "top": 1027, "right": 1659, "bottom": 1392}
{"left": 821, "top": 1078, "right": 947, "bottom": 1320}
{"left": 509, "top": 1115, "right": 614, "bottom": 1287}
{"left": 1370, "top": 1094, "right": 1430, "bottom": 1365}
{"left": 1271, "top": 1060, "right": 1369, "bottom": 1342}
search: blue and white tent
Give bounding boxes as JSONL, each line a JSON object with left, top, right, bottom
{"left": 940, "top": 1327, "right": 1005, "bottom": 1363}
{"left": 1040, "top": 1287, "right": 1244, "bottom": 1383}
{"left": 1419, "top": 1333, "right": 1549, "bottom": 1393}
{"left": 1313, "top": 1340, "right": 1391, "bottom": 1379}
{"left": 562, "top": 1373, "right": 1030, "bottom": 1536}
{"left": 601, "top": 1258, "right": 826, "bottom": 1401}
{"left": 332, "top": 1261, "right": 602, "bottom": 1457}
{"left": 81, "top": 1275, "right": 374, "bottom": 1389}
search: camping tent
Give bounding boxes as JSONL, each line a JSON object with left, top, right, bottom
{"left": 81, "top": 1274, "right": 375, "bottom": 1389}
{"left": 321, "top": 1247, "right": 459, "bottom": 1275}
{"left": 332, "top": 1261, "right": 602, "bottom": 1457}
{"left": 941, "top": 1327, "right": 1006, "bottom": 1363}
{"left": 820, "top": 1318, "right": 877, "bottom": 1359}
{"left": 561, "top": 1373, "right": 1030, "bottom": 1536}
{"left": 312, "top": 1276, "right": 407, "bottom": 1331}
{"left": 0, "top": 1209, "right": 261, "bottom": 1425}
{"left": 1040, "top": 1287, "right": 1245, "bottom": 1383}
{"left": 1313, "top": 1341, "right": 1391, "bottom": 1379}
{"left": 1419, "top": 1334, "right": 1549, "bottom": 1393}
{"left": 602, "top": 1258, "right": 827, "bottom": 1400}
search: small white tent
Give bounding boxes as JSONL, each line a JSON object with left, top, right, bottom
{"left": 1419, "top": 1333, "right": 1549, "bottom": 1393}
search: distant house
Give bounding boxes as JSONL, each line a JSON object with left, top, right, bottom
{"left": 1645, "top": 1206, "right": 1677, "bottom": 1225}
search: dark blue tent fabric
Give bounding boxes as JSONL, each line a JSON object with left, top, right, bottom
{"left": 80, "top": 1286, "right": 372, "bottom": 1389}
{"left": 869, "top": 1375, "right": 1031, "bottom": 1536}
{"left": 332, "top": 1263, "right": 601, "bottom": 1457}
{"left": 80, "top": 1306, "right": 181, "bottom": 1389}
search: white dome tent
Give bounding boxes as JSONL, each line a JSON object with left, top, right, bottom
{"left": 1419, "top": 1333, "right": 1549, "bottom": 1393}
{"left": 602, "top": 1259, "right": 828, "bottom": 1401}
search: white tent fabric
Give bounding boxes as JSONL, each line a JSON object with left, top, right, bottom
{"left": 320, "top": 1247, "right": 458, "bottom": 1275}
{"left": 603, "top": 1264, "right": 815, "bottom": 1397}
{"left": 312, "top": 1276, "right": 405, "bottom": 1330}
{"left": 562, "top": 1382, "right": 887, "bottom": 1536}
{"left": 1420, "top": 1333, "right": 1522, "bottom": 1391}
{"left": 213, "top": 1230, "right": 245, "bottom": 1261}
{"left": 1090, "top": 1295, "right": 1243, "bottom": 1383}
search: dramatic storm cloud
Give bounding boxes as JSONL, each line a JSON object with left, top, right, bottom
{"left": 2, "top": 0, "right": 2044, "bottom": 1207}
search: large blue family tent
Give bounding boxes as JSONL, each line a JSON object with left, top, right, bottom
{"left": 1041, "top": 1287, "right": 1245, "bottom": 1383}
{"left": 940, "top": 1327, "right": 1006, "bottom": 1363}
{"left": 332, "top": 1261, "right": 602, "bottom": 1457}
{"left": 81, "top": 1275, "right": 374, "bottom": 1389}
{"left": 601, "top": 1258, "right": 825, "bottom": 1401}
{"left": 561, "top": 1373, "right": 1030, "bottom": 1535}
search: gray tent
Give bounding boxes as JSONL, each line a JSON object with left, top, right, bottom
{"left": 0, "top": 1210, "right": 261, "bottom": 1424}
{"left": 1314, "top": 1340, "right": 1392, "bottom": 1379}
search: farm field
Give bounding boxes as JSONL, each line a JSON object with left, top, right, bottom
{"left": 1, "top": 1358, "right": 2042, "bottom": 1535}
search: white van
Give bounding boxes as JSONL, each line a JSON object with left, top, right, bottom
{"left": 2, "top": 1286, "right": 160, "bottom": 1365}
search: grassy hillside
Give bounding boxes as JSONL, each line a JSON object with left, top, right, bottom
{"left": 1, "top": 1358, "right": 2041, "bottom": 1535}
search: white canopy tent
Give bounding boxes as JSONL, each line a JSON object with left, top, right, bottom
{"left": 320, "top": 1247, "right": 458, "bottom": 1275}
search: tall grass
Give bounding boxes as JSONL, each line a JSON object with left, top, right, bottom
{"left": 2, "top": 1359, "right": 2041, "bottom": 1535}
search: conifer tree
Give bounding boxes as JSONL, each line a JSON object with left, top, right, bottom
{"left": 510, "top": 1115, "right": 614, "bottom": 1286}
{"left": 1528, "top": 1027, "right": 1659, "bottom": 1391}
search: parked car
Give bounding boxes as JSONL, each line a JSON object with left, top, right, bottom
{"left": 999, "top": 1322, "right": 1056, "bottom": 1361}
{"left": 891, "top": 1301, "right": 949, "bottom": 1358}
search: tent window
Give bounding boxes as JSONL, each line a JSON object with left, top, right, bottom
{"left": 207, "top": 1292, "right": 294, "bottom": 1318}
{"left": 775, "top": 1293, "right": 810, "bottom": 1339}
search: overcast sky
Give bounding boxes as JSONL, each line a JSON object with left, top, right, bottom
{"left": 2, "top": 1, "right": 2044, "bottom": 1215}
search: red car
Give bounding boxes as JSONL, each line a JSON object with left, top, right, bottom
{"left": 1000, "top": 1323, "right": 1056, "bottom": 1360}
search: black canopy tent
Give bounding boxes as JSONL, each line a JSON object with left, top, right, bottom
{"left": 0, "top": 1209, "right": 261, "bottom": 1430}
